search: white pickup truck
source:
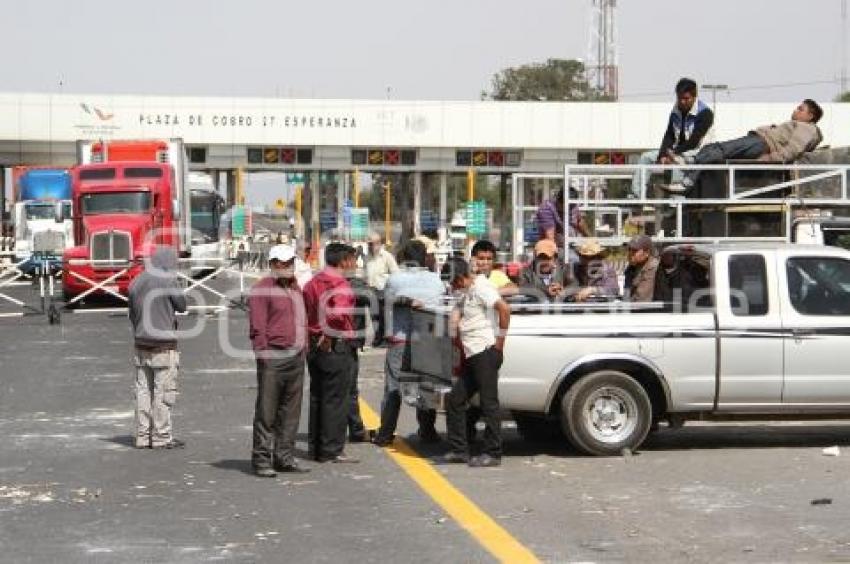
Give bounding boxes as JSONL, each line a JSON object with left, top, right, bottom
{"left": 409, "top": 243, "right": 850, "bottom": 456}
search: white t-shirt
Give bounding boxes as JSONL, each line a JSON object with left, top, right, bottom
{"left": 459, "top": 275, "right": 501, "bottom": 357}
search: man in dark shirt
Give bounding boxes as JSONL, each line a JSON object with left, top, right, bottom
{"left": 631, "top": 78, "right": 714, "bottom": 196}
{"left": 342, "top": 245, "right": 369, "bottom": 443}
{"left": 303, "top": 243, "right": 360, "bottom": 463}
{"left": 248, "top": 244, "right": 310, "bottom": 477}
{"left": 623, "top": 235, "right": 660, "bottom": 302}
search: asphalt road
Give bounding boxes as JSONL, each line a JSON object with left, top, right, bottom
{"left": 3, "top": 278, "right": 850, "bottom": 562}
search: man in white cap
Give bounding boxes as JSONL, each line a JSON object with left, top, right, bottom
{"left": 248, "top": 244, "right": 310, "bottom": 477}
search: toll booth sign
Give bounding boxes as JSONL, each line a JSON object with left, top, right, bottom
{"left": 349, "top": 208, "right": 369, "bottom": 241}
{"left": 465, "top": 200, "right": 487, "bottom": 237}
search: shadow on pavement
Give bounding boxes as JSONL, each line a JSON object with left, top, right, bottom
{"left": 210, "top": 459, "right": 255, "bottom": 475}
{"left": 642, "top": 424, "right": 850, "bottom": 451}
{"left": 101, "top": 435, "right": 136, "bottom": 448}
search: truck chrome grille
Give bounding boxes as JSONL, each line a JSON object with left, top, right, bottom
{"left": 90, "top": 231, "right": 131, "bottom": 266}
{"left": 32, "top": 231, "right": 65, "bottom": 254}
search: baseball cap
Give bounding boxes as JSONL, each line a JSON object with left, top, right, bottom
{"left": 577, "top": 239, "right": 604, "bottom": 257}
{"left": 268, "top": 244, "right": 296, "bottom": 263}
{"left": 533, "top": 239, "right": 558, "bottom": 258}
{"left": 627, "top": 234, "right": 653, "bottom": 252}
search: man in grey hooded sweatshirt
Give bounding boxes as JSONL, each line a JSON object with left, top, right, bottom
{"left": 128, "top": 246, "right": 188, "bottom": 449}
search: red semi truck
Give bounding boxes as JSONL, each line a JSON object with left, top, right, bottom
{"left": 61, "top": 139, "right": 191, "bottom": 301}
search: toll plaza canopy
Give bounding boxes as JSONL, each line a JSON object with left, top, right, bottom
{"left": 3, "top": 92, "right": 849, "bottom": 253}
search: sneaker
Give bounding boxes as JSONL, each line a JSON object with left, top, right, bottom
{"left": 657, "top": 183, "right": 688, "bottom": 194}
{"left": 254, "top": 466, "right": 277, "bottom": 478}
{"left": 436, "top": 451, "right": 469, "bottom": 464}
{"left": 469, "top": 454, "right": 501, "bottom": 468}
{"left": 321, "top": 454, "right": 360, "bottom": 464}
{"left": 152, "top": 439, "right": 186, "bottom": 450}
{"left": 348, "top": 432, "right": 369, "bottom": 443}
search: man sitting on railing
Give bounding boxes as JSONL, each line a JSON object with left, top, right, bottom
{"left": 630, "top": 78, "right": 715, "bottom": 197}
{"left": 662, "top": 99, "right": 824, "bottom": 194}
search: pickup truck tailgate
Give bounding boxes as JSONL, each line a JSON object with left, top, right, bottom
{"left": 408, "top": 306, "right": 456, "bottom": 386}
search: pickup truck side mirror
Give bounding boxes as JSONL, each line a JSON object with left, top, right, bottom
{"left": 54, "top": 201, "right": 65, "bottom": 224}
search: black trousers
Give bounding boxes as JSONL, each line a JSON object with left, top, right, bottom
{"left": 252, "top": 353, "right": 305, "bottom": 469}
{"left": 307, "top": 346, "right": 354, "bottom": 461}
{"left": 445, "top": 347, "right": 503, "bottom": 457}
{"left": 374, "top": 290, "right": 386, "bottom": 345}
{"left": 347, "top": 351, "right": 366, "bottom": 439}
{"left": 375, "top": 343, "right": 438, "bottom": 442}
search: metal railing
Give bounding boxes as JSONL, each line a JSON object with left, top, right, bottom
{"left": 0, "top": 254, "right": 273, "bottom": 323}
{"left": 511, "top": 163, "right": 850, "bottom": 261}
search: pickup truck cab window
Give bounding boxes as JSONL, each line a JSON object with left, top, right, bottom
{"left": 728, "top": 254, "right": 769, "bottom": 316}
{"left": 786, "top": 257, "right": 850, "bottom": 316}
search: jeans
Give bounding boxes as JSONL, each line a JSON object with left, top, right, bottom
{"left": 445, "top": 347, "right": 504, "bottom": 457}
{"left": 694, "top": 134, "right": 768, "bottom": 164}
{"left": 375, "top": 343, "right": 437, "bottom": 442}
{"left": 685, "top": 134, "right": 768, "bottom": 188}
{"left": 630, "top": 150, "right": 660, "bottom": 197}
{"left": 252, "top": 353, "right": 305, "bottom": 468}
{"left": 631, "top": 148, "right": 699, "bottom": 197}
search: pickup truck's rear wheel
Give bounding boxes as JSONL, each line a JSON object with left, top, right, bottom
{"left": 560, "top": 370, "right": 652, "bottom": 456}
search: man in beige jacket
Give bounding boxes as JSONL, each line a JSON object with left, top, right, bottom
{"left": 365, "top": 232, "right": 398, "bottom": 345}
{"left": 664, "top": 99, "right": 823, "bottom": 193}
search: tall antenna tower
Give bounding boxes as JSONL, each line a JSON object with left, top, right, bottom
{"left": 842, "top": 0, "right": 848, "bottom": 94}
{"left": 585, "top": 0, "right": 619, "bottom": 100}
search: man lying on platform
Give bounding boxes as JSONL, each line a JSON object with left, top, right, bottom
{"left": 660, "top": 99, "right": 824, "bottom": 194}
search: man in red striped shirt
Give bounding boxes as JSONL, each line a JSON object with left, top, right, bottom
{"left": 303, "top": 243, "right": 360, "bottom": 463}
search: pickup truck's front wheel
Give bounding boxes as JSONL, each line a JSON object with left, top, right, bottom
{"left": 561, "top": 370, "right": 652, "bottom": 456}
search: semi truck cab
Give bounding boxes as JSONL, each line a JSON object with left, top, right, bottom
{"left": 13, "top": 169, "right": 73, "bottom": 274}
{"left": 61, "top": 162, "right": 180, "bottom": 300}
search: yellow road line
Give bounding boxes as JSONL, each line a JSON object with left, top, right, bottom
{"left": 358, "top": 399, "right": 541, "bottom": 564}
